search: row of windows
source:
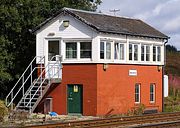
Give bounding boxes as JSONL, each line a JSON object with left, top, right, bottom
{"left": 100, "top": 41, "right": 162, "bottom": 62}
{"left": 135, "top": 83, "right": 155, "bottom": 103}
{"left": 48, "top": 40, "right": 162, "bottom": 62}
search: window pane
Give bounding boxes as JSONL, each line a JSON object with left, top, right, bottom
{"left": 119, "top": 44, "right": 124, "bottom": 60}
{"left": 114, "top": 43, "right": 119, "bottom": 59}
{"left": 157, "top": 46, "right": 161, "bottom": 61}
{"left": 129, "top": 44, "right": 132, "bottom": 60}
{"left": 80, "top": 42, "right": 91, "bottom": 58}
{"left": 135, "top": 84, "right": 140, "bottom": 103}
{"left": 153, "top": 46, "right": 156, "bottom": 61}
{"left": 146, "top": 45, "right": 150, "bottom": 61}
{"left": 48, "top": 40, "right": 59, "bottom": 61}
{"left": 100, "top": 42, "right": 104, "bottom": 59}
{"left": 150, "top": 85, "right": 153, "bottom": 93}
{"left": 150, "top": 84, "right": 155, "bottom": 102}
{"left": 150, "top": 94, "right": 154, "bottom": 102}
{"left": 134, "top": 45, "right": 138, "bottom": 61}
{"left": 106, "top": 42, "right": 111, "bottom": 59}
{"left": 115, "top": 43, "right": 124, "bottom": 60}
{"left": 66, "top": 43, "right": 77, "bottom": 59}
{"left": 141, "top": 45, "right": 144, "bottom": 61}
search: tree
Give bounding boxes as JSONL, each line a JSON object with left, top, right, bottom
{"left": 166, "top": 44, "right": 177, "bottom": 52}
{"left": 0, "top": 0, "right": 102, "bottom": 97}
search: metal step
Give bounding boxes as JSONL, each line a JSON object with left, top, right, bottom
{"left": 33, "top": 79, "right": 49, "bottom": 84}
{"left": 50, "top": 78, "right": 62, "bottom": 83}
{"left": 22, "top": 98, "right": 38, "bottom": 100}
{"left": 19, "top": 101, "right": 36, "bottom": 104}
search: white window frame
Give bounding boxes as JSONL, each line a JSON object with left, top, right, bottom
{"left": 150, "top": 84, "right": 155, "bottom": 103}
{"left": 65, "top": 41, "right": 92, "bottom": 60}
{"left": 129, "top": 43, "right": 139, "bottom": 61}
{"left": 153, "top": 45, "right": 161, "bottom": 62}
{"left": 100, "top": 41, "right": 112, "bottom": 60}
{"left": 114, "top": 42, "right": 125, "bottom": 60}
{"left": 141, "top": 44, "right": 150, "bottom": 62}
{"left": 80, "top": 42, "right": 92, "bottom": 59}
{"left": 65, "top": 42, "right": 77, "bottom": 59}
{"left": 157, "top": 46, "right": 161, "bottom": 62}
{"left": 135, "top": 84, "right": 141, "bottom": 104}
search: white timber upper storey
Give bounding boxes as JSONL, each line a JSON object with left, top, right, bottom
{"left": 34, "top": 8, "right": 168, "bottom": 66}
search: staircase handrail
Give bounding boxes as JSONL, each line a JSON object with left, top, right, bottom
{"left": 25, "top": 55, "right": 62, "bottom": 108}
{"left": 22, "top": 55, "right": 62, "bottom": 100}
{"left": 7, "top": 66, "right": 43, "bottom": 107}
{"left": 5, "top": 56, "right": 45, "bottom": 106}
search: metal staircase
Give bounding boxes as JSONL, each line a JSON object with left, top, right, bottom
{"left": 5, "top": 55, "right": 62, "bottom": 113}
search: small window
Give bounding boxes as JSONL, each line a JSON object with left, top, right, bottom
{"left": 100, "top": 41, "right": 111, "bottom": 60}
{"left": 135, "top": 84, "right": 140, "bottom": 103}
{"left": 129, "top": 43, "right": 139, "bottom": 61}
{"left": 66, "top": 43, "right": 77, "bottom": 59}
{"left": 141, "top": 45, "right": 150, "bottom": 62}
{"left": 153, "top": 46, "right": 161, "bottom": 62}
{"left": 100, "top": 42, "right": 104, "bottom": 59}
{"left": 150, "top": 84, "right": 155, "bottom": 103}
{"left": 80, "top": 42, "right": 91, "bottom": 58}
{"left": 114, "top": 43, "right": 124, "bottom": 60}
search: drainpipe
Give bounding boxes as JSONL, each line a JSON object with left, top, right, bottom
{"left": 162, "top": 39, "right": 168, "bottom": 112}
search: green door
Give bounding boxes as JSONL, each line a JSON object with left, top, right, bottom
{"left": 67, "top": 84, "right": 82, "bottom": 114}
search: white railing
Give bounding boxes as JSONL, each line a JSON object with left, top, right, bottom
{"left": 5, "top": 56, "right": 45, "bottom": 109}
{"left": 23, "top": 55, "right": 62, "bottom": 112}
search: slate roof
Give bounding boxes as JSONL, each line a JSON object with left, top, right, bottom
{"left": 33, "top": 8, "right": 168, "bottom": 39}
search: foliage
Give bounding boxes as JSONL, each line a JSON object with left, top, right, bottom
{"left": 166, "top": 44, "right": 177, "bottom": 52}
{"left": 164, "top": 87, "right": 180, "bottom": 112}
{"left": 127, "top": 104, "right": 146, "bottom": 116}
{"left": 0, "top": 0, "right": 102, "bottom": 97}
{"left": 0, "top": 36, "right": 14, "bottom": 92}
{"left": 0, "top": 100, "right": 8, "bottom": 122}
{"left": 165, "top": 51, "right": 180, "bottom": 76}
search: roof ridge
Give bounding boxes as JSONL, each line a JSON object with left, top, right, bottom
{"left": 62, "top": 7, "right": 140, "bottom": 21}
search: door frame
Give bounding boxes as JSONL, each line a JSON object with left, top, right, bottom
{"left": 44, "top": 38, "right": 61, "bottom": 78}
{"left": 67, "top": 84, "right": 83, "bottom": 114}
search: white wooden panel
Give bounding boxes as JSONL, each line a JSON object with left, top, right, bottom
{"left": 36, "top": 14, "right": 96, "bottom": 64}
{"left": 164, "top": 75, "right": 169, "bottom": 97}
{"left": 36, "top": 33, "right": 45, "bottom": 63}
{"left": 92, "top": 36, "right": 100, "bottom": 62}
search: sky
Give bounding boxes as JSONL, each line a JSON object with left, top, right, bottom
{"left": 98, "top": 0, "right": 180, "bottom": 50}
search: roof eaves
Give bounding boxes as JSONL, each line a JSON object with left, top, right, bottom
{"left": 98, "top": 29, "right": 169, "bottom": 39}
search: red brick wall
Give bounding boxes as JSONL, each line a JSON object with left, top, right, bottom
{"left": 36, "top": 64, "right": 163, "bottom": 116}
{"left": 46, "top": 64, "right": 98, "bottom": 116}
{"left": 96, "top": 64, "right": 163, "bottom": 116}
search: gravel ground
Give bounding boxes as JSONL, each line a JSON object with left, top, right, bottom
{"left": 0, "top": 113, "right": 100, "bottom": 127}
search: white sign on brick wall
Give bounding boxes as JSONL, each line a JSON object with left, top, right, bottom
{"left": 129, "top": 70, "right": 137, "bottom": 76}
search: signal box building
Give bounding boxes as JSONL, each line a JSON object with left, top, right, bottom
{"left": 6, "top": 8, "right": 169, "bottom": 116}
